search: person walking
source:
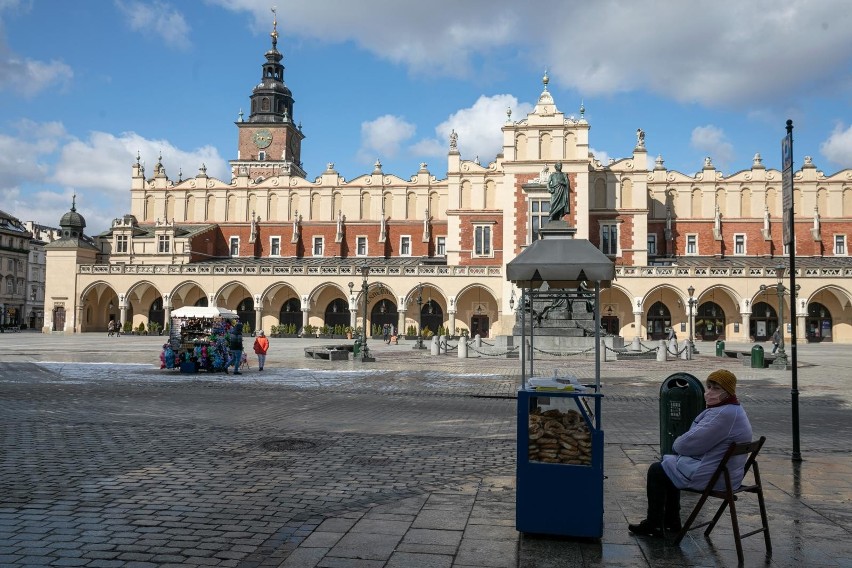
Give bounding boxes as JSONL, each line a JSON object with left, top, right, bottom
{"left": 229, "top": 325, "right": 244, "bottom": 375}
{"left": 771, "top": 328, "right": 780, "bottom": 354}
{"left": 107, "top": 319, "right": 115, "bottom": 337}
{"left": 253, "top": 330, "right": 269, "bottom": 371}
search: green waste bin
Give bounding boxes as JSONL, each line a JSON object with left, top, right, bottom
{"left": 751, "top": 344, "right": 764, "bottom": 368}
{"left": 353, "top": 338, "right": 361, "bottom": 357}
{"left": 659, "top": 373, "right": 706, "bottom": 456}
{"left": 715, "top": 340, "right": 725, "bottom": 357}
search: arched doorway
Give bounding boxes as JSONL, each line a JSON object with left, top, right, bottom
{"left": 696, "top": 301, "right": 725, "bottom": 341}
{"left": 470, "top": 310, "right": 490, "bottom": 338}
{"left": 149, "top": 297, "right": 165, "bottom": 329}
{"left": 279, "top": 298, "right": 301, "bottom": 328}
{"left": 421, "top": 300, "right": 443, "bottom": 336}
{"left": 806, "top": 302, "right": 832, "bottom": 342}
{"left": 236, "top": 297, "right": 255, "bottom": 330}
{"left": 601, "top": 305, "right": 619, "bottom": 335}
{"left": 325, "top": 298, "right": 350, "bottom": 330}
{"left": 370, "top": 298, "right": 398, "bottom": 336}
{"left": 194, "top": 296, "right": 209, "bottom": 307}
{"left": 647, "top": 301, "right": 671, "bottom": 340}
{"left": 749, "top": 301, "right": 777, "bottom": 342}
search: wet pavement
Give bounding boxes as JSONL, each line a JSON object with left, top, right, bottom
{"left": 0, "top": 333, "right": 850, "bottom": 567}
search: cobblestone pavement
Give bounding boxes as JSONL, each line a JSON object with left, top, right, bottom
{"left": 1, "top": 333, "right": 850, "bottom": 567}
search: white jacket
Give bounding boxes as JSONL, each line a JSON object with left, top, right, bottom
{"left": 661, "top": 403, "right": 753, "bottom": 491}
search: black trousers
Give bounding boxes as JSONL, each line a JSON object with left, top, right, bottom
{"left": 646, "top": 461, "right": 681, "bottom": 526}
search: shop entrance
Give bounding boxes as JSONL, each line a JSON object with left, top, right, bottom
{"left": 470, "top": 314, "right": 490, "bottom": 338}
{"left": 53, "top": 307, "right": 65, "bottom": 331}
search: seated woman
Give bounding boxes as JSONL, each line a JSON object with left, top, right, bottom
{"left": 629, "top": 369, "right": 753, "bottom": 538}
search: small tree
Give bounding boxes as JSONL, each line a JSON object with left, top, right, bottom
{"left": 243, "top": 321, "right": 251, "bottom": 335}
{"left": 137, "top": 322, "right": 146, "bottom": 335}
{"left": 123, "top": 320, "right": 133, "bottom": 334}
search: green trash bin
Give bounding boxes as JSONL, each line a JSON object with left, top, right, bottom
{"left": 751, "top": 344, "right": 764, "bottom": 368}
{"left": 659, "top": 373, "right": 706, "bottom": 456}
{"left": 715, "top": 340, "right": 725, "bottom": 357}
{"left": 353, "top": 338, "right": 361, "bottom": 357}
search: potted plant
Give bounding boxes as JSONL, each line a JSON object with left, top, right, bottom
{"left": 404, "top": 325, "right": 418, "bottom": 340}
{"left": 333, "top": 324, "right": 347, "bottom": 339}
{"left": 123, "top": 320, "right": 133, "bottom": 335}
{"left": 318, "top": 324, "right": 332, "bottom": 338}
{"left": 302, "top": 324, "right": 316, "bottom": 337}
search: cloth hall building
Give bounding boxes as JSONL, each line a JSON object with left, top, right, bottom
{"left": 44, "top": 24, "right": 852, "bottom": 345}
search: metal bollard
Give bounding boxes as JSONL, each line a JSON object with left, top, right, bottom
{"left": 458, "top": 338, "right": 468, "bottom": 358}
{"left": 601, "top": 339, "right": 608, "bottom": 362}
{"left": 475, "top": 334, "right": 482, "bottom": 348}
{"left": 657, "top": 339, "right": 667, "bottom": 361}
{"left": 431, "top": 336, "right": 439, "bottom": 355}
{"left": 439, "top": 335, "right": 447, "bottom": 354}
{"left": 680, "top": 340, "right": 691, "bottom": 360}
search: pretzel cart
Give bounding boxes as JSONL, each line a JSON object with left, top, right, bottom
{"left": 507, "top": 223, "right": 615, "bottom": 538}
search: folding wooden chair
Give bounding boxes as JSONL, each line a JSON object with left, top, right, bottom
{"left": 674, "top": 435, "right": 771, "bottom": 564}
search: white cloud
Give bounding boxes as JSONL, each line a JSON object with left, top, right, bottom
{"left": 416, "top": 94, "right": 533, "bottom": 165}
{"left": 357, "top": 115, "right": 416, "bottom": 164}
{"left": 820, "top": 124, "right": 852, "bottom": 167}
{"left": 0, "top": 22, "right": 73, "bottom": 96}
{"left": 690, "top": 125, "right": 735, "bottom": 168}
{"left": 115, "top": 0, "right": 191, "bottom": 50}
{"left": 211, "top": 0, "right": 852, "bottom": 108}
{"left": 0, "top": 121, "right": 226, "bottom": 233}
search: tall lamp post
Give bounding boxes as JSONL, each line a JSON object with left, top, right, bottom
{"left": 414, "top": 283, "right": 425, "bottom": 350}
{"left": 687, "top": 285, "right": 697, "bottom": 355}
{"left": 759, "top": 264, "right": 790, "bottom": 369}
{"left": 359, "top": 264, "right": 375, "bottom": 362}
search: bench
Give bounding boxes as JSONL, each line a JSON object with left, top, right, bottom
{"left": 722, "top": 350, "right": 776, "bottom": 368}
{"left": 304, "top": 345, "right": 352, "bottom": 361}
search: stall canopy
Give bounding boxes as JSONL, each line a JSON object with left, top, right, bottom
{"left": 506, "top": 237, "right": 615, "bottom": 288}
{"left": 170, "top": 306, "right": 238, "bottom": 319}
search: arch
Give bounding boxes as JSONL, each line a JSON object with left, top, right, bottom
{"left": 766, "top": 187, "right": 778, "bottom": 216}
{"left": 165, "top": 195, "right": 174, "bottom": 221}
{"left": 279, "top": 298, "right": 302, "bottom": 329}
{"left": 516, "top": 133, "right": 527, "bottom": 160}
{"left": 324, "top": 298, "right": 350, "bottom": 330}
{"left": 185, "top": 195, "right": 195, "bottom": 222}
{"left": 816, "top": 187, "right": 828, "bottom": 215}
{"left": 206, "top": 194, "right": 216, "bottom": 221}
{"left": 169, "top": 281, "right": 208, "bottom": 309}
{"left": 647, "top": 301, "right": 671, "bottom": 340}
{"left": 310, "top": 192, "right": 321, "bottom": 220}
{"left": 793, "top": 188, "right": 802, "bottom": 216}
{"left": 361, "top": 191, "right": 372, "bottom": 220}
{"left": 460, "top": 180, "right": 472, "bottom": 209}
{"left": 715, "top": 188, "right": 726, "bottom": 216}
{"left": 429, "top": 192, "right": 440, "bottom": 220}
{"left": 695, "top": 301, "right": 725, "bottom": 341}
{"left": 690, "top": 188, "right": 701, "bottom": 218}
{"left": 406, "top": 191, "right": 417, "bottom": 219}
{"left": 564, "top": 131, "right": 576, "bottom": 160}
{"left": 333, "top": 192, "right": 342, "bottom": 218}
{"left": 843, "top": 188, "right": 852, "bottom": 217}
{"left": 594, "top": 178, "right": 606, "bottom": 209}
{"left": 382, "top": 192, "right": 393, "bottom": 217}
{"left": 145, "top": 195, "right": 155, "bottom": 222}
{"left": 740, "top": 188, "right": 751, "bottom": 218}
{"left": 235, "top": 296, "right": 255, "bottom": 330}
{"left": 227, "top": 194, "right": 237, "bottom": 221}
{"left": 620, "top": 178, "right": 633, "bottom": 209}
{"left": 289, "top": 193, "right": 299, "bottom": 219}
{"left": 149, "top": 297, "right": 165, "bottom": 329}
{"left": 750, "top": 301, "right": 778, "bottom": 342}
{"left": 540, "top": 131, "right": 552, "bottom": 161}
{"left": 371, "top": 298, "right": 399, "bottom": 336}
{"left": 248, "top": 193, "right": 257, "bottom": 221}
{"left": 805, "top": 301, "right": 832, "bottom": 342}
{"left": 484, "top": 180, "right": 496, "bottom": 209}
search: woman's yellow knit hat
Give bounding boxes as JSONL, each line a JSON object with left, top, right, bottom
{"left": 707, "top": 369, "right": 737, "bottom": 395}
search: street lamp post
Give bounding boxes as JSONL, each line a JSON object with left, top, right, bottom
{"left": 773, "top": 264, "right": 789, "bottom": 369}
{"left": 414, "top": 283, "right": 425, "bottom": 350}
{"left": 687, "top": 285, "right": 697, "bottom": 356}
{"left": 359, "top": 264, "right": 375, "bottom": 362}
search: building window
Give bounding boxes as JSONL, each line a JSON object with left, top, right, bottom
{"left": 270, "top": 236, "right": 281, "bottom": 256}
{"left": 734, "top": 234, "right": 746, "bottom": 255}
{"left": 258, "top": 151, "right": 266, "bottom": 160}
{"left": 600, "top": 223, "right": 618, "bottom": 256}
{"left": 530, "top": 199, "right": 550, "bottom": 242}
{"left": 474, "top": 225, "right": 492, "bottom": 257}
{"left": 686, "top": 234, "right": 698, "bottom": 255}
{"left": 835, "top": 235, "right": 847, "bottom": 256}
{"left": 436, "top": 236, "right": 446, "bottom": 256}
{"left": 157, "top": 235, "right": 170, "bottom": 253}
{"left": 356, "top": 236, "right": 367, "bottom": 256}
{"left": 230, "top": 236, "right": 240, "bottom": 256}
{"left": 312, "top": 236, "right": 324, "bottom": 256}
{"left": 400, "top": 236, "right": 411, "bottom": 256}
{"left": 647, "top": 233, "right": 657, "bottom": 256}
{"left": 115, "top": 235, "right": 128, "bottom": 253}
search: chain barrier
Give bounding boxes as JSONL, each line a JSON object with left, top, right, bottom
{"left": 665, "top": 342, "right": 690, "bottom": 357}
{"left": 531, "top": 344, "right": 597, "bottom": 357}
{"left": 467, "top": 344, "right": 519, "bottom": 357}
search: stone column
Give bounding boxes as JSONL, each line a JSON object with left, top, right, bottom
{"left": 448, "top": 310, "right": 456, "bottom": 336}
{"left": 397, "top": 309, "right": 406, "bottom": 336}
{"left": 254, "top": 306, "right": 262, "bottom": 333}
{"left": 633, "top": 305, "right": 643, "bottom": 342}
{"left": 741, "top": 313, "right": 751, "bottom": 341}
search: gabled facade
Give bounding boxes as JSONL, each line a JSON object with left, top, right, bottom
{"left": 44, "top": 23, "right": 852, "bottom": 344}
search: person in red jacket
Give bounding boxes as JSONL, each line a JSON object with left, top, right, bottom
{"left": 253, "top": 330, "right": 270, "bottom": 371}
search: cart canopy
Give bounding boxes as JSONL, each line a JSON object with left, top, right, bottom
{"left": 170, "top": 306, "right": 238, "bottom": 319}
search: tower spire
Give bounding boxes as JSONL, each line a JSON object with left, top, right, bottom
{"left": 271, "top": 6, "right": 278, "bottom": 50}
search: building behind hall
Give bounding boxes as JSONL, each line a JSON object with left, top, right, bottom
{"left": 43, "top": 20, "right": 852, "bottom": 344}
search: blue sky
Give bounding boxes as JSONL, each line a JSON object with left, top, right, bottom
{"left": 2, "top": 0, "right": 852, "bottom": 235}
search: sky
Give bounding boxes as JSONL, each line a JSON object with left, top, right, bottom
{"left": 1, "top": 0, "right": 852, "bottom": 236}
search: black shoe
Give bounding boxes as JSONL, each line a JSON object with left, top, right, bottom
{"left": 628, "top": 520, "right": 664, "bottom": 538}
{"left": 233, "top": 372, "right": 242, "bottom": 375}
